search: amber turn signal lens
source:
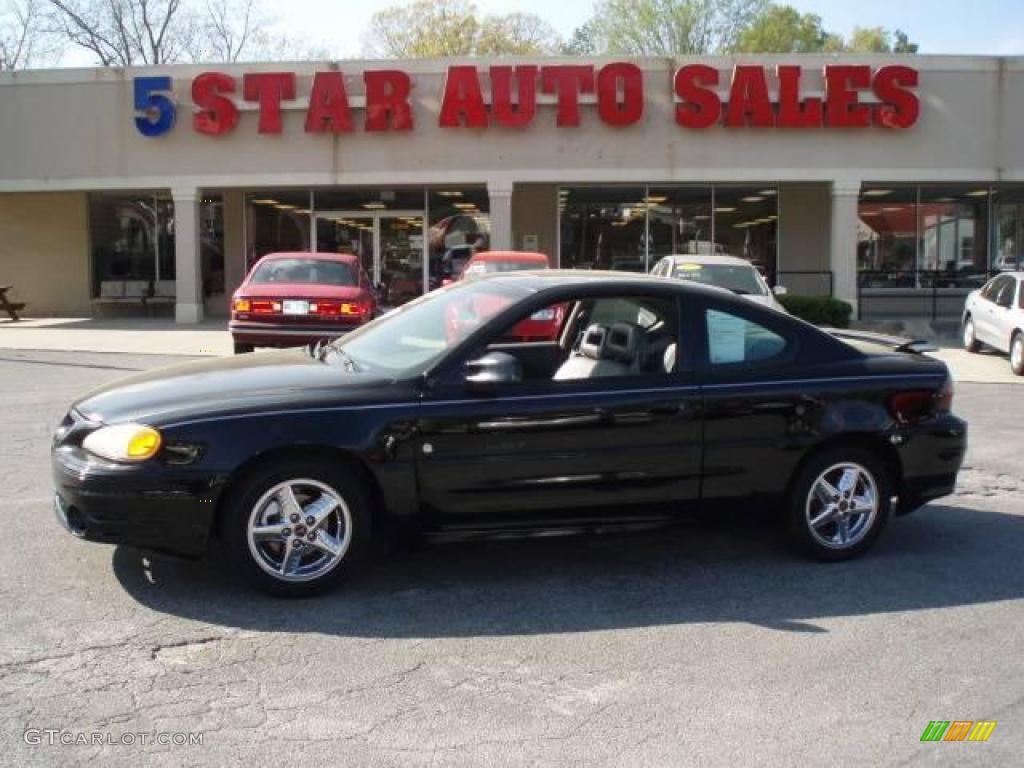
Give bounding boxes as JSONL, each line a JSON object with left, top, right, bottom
{"left": 233, "top": 298, "right": 251, "bottom": 312}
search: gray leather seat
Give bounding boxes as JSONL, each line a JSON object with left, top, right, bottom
{"left": 554, "top": 322, "right": 646, "bottom": 380}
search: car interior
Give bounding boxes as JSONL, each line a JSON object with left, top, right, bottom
{"left": 484, "top": 295, "right": 679, "bottom": 382}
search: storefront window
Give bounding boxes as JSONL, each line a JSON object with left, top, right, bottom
{"left": 559, "top": 185, "right": 778, "bottom": 279}
{"left": 646, "top": 186, "right": 712, "bottom": 262}
{"left": 992, "top": 187, "right": 1024, "bottom": 271}
{"left": 559, "top": 187, "right": 648, "bottom": 271}
{"left": 201, "top": 194, "right": 224, "bottom": 296}
{"left": 859, "top": 185, "right": 998, "bottom": 289}
{"left": 427, "top": 187, "right": 490, "bottom": 291}
{"left": 857, "top": 186, "right": 917, "bottom": 287}
{"left": 712, "top": 185, "right": 778, "bottom": 284}
{"left": 245, "top": 190, "right": 311, "bottom": 272}
{"left": 89, "top": 192, "right": 175, "bottom": 298}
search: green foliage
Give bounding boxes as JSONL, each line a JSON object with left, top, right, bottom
{"left": 778, "top": 295, "right": 853, "bottom": 328}
{"left": 589, "top": 0, "right": 769, "bottom": 55}
{"left": 734, "top": 5, "right": 832, "bottom": 53}
{"left": 365, "top": 0, "right": 560, "bottom": 57}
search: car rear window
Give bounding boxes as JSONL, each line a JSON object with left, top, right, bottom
{"left": 250, "top": 258, "right": 357, "bottom": 286}
{"left": 671, "top": 263, "right": 767, "bottom": 296}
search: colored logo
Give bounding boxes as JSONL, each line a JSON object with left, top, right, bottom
{"left": 920, "top": 720, "right": 996, "bottom": 742}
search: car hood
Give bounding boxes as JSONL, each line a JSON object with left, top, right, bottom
{"left": 73, "top": 348, "right": 397, "bottom": 426}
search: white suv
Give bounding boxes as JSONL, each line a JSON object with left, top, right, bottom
{"left": 962, "top": 272, "right": 1024, "bottom": 375}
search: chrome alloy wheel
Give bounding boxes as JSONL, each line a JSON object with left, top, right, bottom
{"left": 246, "top": 478, "right": 353, "bottom": 582}
{"left": 804, "top": 462, "right": 879, "bottom": 550}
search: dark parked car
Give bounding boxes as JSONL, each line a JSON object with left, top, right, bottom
{"left": 229, "top": 252, "right": 376, "bottom": 354}
{"left": 53, "top": 272, "right": 966, "bottom": 595}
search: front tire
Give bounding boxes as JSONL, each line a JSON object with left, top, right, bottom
{"left": 220, "top": 458, "right": 373, "bottom": 596}
{"left": 1011, "top": 332, "right": 1024, "bottom": 376}
{"left": 786, "top": 447, "right": 891, "bottom": 562}
{"left": 963, "top": 315, "right": 981, "bottom": 353}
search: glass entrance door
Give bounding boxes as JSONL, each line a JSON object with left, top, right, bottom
{"left": 315, "top": 211, "right": 426, "bottom": 308}
{"left": 379, "top": 214, "right": 425, "bottom": 306}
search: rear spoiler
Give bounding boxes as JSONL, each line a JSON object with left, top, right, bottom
{"left": 822, "top": 328, "right": 938, "bottom": 354}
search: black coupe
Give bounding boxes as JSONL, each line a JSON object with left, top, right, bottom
{"left": 53, "top": 272, "right": 967, "bottom": 595}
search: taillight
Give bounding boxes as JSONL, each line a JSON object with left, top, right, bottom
{"left": 250, "top": 300, "right": 281, "bottom": 314}
{"left": 934, "top": 375, "right": 954, "bottom": 413}
{"left": 309, "top": 301, "right": 367, "bottom": 317}
{"left": 889, "top": 376, "right": 954, "bottom": 425}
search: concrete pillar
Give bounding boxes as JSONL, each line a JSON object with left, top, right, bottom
{"left": 172, "top": 187, "right": 203, "bottom": 324}
{"left": 487, "top": 180, "right": 514, "bottom": 251}
{"left": 830, "top": 180, "right": 862, "bottom": 318}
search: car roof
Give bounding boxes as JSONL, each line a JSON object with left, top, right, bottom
{"left": 661, "top": 254, "right": 757, "bottom": 267}
{"left": 478, "top": 268, "right": 737, "bottom": 299}
{"left": 471, "top": 251, "right": 549, "bottom": 263}
{"left": 258, "top": 251, "right": 359, "bottom": 265}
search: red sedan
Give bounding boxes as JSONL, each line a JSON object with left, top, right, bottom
{"left": 230, "top": 252, "right": 376, "bottom": 354}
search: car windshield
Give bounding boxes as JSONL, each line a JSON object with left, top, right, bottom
{"left": 670, "top": 263, "right": 767, "bottom": 295}
{"left": 250, "top": 258, "right": 357, "bottom": 286}
{"left": 333, "top": 279, "right": 530, "bottom": 375}
{"left": 464, "top": 260, "right": 544, "bottom": 277}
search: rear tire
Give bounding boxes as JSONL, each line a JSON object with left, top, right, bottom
{"left": 233, "top": 341, "right": 255, "bottom": 354}
{"left": 1011, "top": 332, "right": 1024, "bottom": 376}
{"left": 786, "top": 446, "right": 891, "bottom": 562}
{"left": 220, "top": 457, "right": 373, "bottom": 596}
{"left": 963, "top": 315, "right": 981, "bottom": 353}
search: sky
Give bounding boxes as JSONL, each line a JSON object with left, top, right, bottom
{"left": 56, "top": 0, "right": 1024, "bottom": 66}
{"left": 281, "top": 0, "right": 1024, "bottom": 57}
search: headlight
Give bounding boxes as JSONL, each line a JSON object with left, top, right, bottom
{"left": 82, "top": 423, "right": 162, "bottom": 463}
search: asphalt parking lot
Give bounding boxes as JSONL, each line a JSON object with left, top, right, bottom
{"left": 0, "top": 349, "right": 1021, "bottom": 766}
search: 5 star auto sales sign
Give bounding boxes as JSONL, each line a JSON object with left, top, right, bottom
{"left": 133, "top": 62, "right": 919, "bottom": 138}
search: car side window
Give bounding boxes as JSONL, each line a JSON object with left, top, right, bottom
{"left": 1018, "top": 280, "right": 1024, "bottom": 310}
{"left": 706, "top": 308, "right": 786, "bottom": 365}
{"left": 995, "top": 278, "right": 1016, "bottom": 307}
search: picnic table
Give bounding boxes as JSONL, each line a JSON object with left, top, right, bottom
{"left": 0, "top": 285, "right": 25, "bottom": 321}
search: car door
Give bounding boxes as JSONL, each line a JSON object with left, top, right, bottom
{"left": 414, "top": 289, "right": 703, "bottom": 524}
{"left": 976, "top": 275, "right": 1011, "bottom": 346}
{"left": 693, "top": 296, "right": 808, "bottom": 508}
{"left": 990, "top": 276, "right": 1020, "bottom": 351}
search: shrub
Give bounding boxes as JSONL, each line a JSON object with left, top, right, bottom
{"left": 777, "top": 295, "right": 853, "bottom": 328}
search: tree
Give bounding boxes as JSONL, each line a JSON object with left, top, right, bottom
{"left": 192, "top": 0, "right": 256, "bottom": 62}
{"left": 893, "top": 29, "right": 917, "bottom": 54}
{"left": 364, "top": 0, "right": 560, "bottom": 57}
{"left": 846, "top": 25, "right": 890, "bottom": 53}
{"left": 587, "top": 0, "right": 769, "bottom": 56}
{"left": 48, "top": 0, "right": 190, "bottom": 65}
{"left": 1, "top": 0, "right": 53, "bottom": 68}
{"left": 364, "top": 0, "right": 478, "bottom": 58}
{"left": 734, "top": 4, "right": 839, "bottom": 53}
{"left": 562, "top": 18, "right": 599, "bottom": 55}
{"left": 477, "top": 12, "right": 560, "bottom": 55}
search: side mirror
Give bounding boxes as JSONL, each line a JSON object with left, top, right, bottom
{"left": 464, "top": 352, "right": 522, "bottom": 390}
{"left": 772, "top": 285, "right": 788, "bottom": 296}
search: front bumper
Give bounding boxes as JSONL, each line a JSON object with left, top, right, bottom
{"left": 52, "top": 445, "right": 218, "bottom": 557}
{"left": 229, "top": 320, "right": 362, "bottom": 347}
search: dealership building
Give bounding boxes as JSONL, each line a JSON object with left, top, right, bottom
{"left": 1, "top": 54, "right": 1023, "bottom": 322}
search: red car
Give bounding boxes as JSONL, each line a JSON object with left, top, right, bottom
{"left": 230, "top": 252, "right": 376, "bottom": 354}
{"left": 448, "top": 251, "right": 564, "bottom": 342}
